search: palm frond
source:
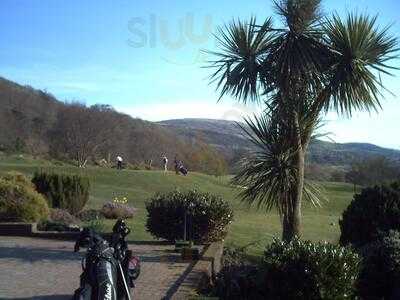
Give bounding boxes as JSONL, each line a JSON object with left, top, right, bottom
{"left": 322, "top": 13, "right": 399, "bottom": 116}
{"left": 206, "top": 17, "right": 275, "bottom": 103}
{"left": 233, "top": 113, "right": 325, "bottom": 214}
{"left": 274, "top": 0, "right": 323, "bottom": 32}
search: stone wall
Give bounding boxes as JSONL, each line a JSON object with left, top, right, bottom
{"left": 172, "top": 241, "right": 224, "bottom": 299}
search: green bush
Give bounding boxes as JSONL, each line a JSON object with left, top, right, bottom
{"left": 77, "top": 209, "right": 104, "bottom": 221}
{"left": 214, "top": 264, "right": 262, "bottom": 299}
{"left": 85, "top": 218, "right": 106, "bottom": 233}
{"left": 37, "top": 220, "right": 80, "bottom": 232}
{"left": 0, "top": 174, "right": 49, "bottom": 222}
{"left": 357, "top": 230, "right": 400, "bottom": 299}
{"left": 339, "top": 182, "right": 400, "bottom": 247}
{"left": 262, "top": 239, "right": 360, "bottom": 300}
{"left": 3, "top": 171, "right": 34, "bottom": 188}
{"left": 146, "top": 190, "right": 233, "bottom": 243}
{"left": 32, "top": 171, "right": 90, "bottom": 215}
{"left": 213, "top": 246, "right": 264, "bottom": 299}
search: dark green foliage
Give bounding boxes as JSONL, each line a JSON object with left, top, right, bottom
{"left": 214, "top": 264, "right": 262, "bottom": 300}
{"left": 77, "top": 209, "right": 104, "bottom": 221}
{"left": 356, "top": 230, "right": 400, "bottom": 299}
{"left": 146, "top": 190, "right": 233, "bottom": 243}
{"left": 339, "top": 182, "right": 400, "bottom": 247}
{"left": 37, "top": 220, "right": 80, "bottom": 232}
{"left": 3, "top": 171, "right": 35, "bottom": 188}
{"left": 32, "top": 171, "right": 90, "bottom": 215}
{"left": 261, "top": 239, "right": 360, "bottom": 300}
{"left": 213, "top": 245, "right": 264, "bottom": 299}
{"left": 0, "top": 173, "right": 49, "bottom": 222}
{"left": 221, "top": 245, "right": 250, "bottom": 267}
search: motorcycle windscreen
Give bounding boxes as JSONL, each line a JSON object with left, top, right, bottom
{"left": 95, "top": 259, "right": 118, "bottom": 300}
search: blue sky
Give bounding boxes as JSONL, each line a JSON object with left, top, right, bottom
{"left": 1, "top": 0, "right": 400, "bottom": 149}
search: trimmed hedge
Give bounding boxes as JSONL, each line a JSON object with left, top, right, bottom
{"left": 262, "top": 239, "right": 360, "bottom": 300}
{"left": 146, "top": 190, "right": 233, "bottom": 243}
{"left": 339, "top": 182, "right": 400, "bottom": 247}
{"left": 32, "top": 171, "right": 90, "bottom": 215}
{"left": 0, "top": 173, "right": 49, "bottom": 222}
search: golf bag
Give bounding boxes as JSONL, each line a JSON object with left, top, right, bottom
{"left": 179, "top": 166, "right": 188, "bottom": 175}
{"left": 73, "top": 220, "right": 140, "bottom": 300}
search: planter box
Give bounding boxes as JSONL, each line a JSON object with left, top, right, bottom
{"left": 0, "top": 222, "right": 113, "bottom": 241}
{"left": 181, "top": 246, "right": 200, "bottom": 260}
{"left": 0, "top": 222, "right": 37, "bottom": 235}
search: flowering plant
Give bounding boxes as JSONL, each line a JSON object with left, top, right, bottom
{"left": 101, "top": 195, "right": 136, "bottom": 219}
{"left": 113, "top": 196, "right": 128, "bottom": 204}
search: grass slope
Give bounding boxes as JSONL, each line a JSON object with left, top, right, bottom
{"left": 0, "top": 154, "right": 356, "bottom": 256}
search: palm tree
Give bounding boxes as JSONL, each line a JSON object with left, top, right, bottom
{"left": 207, "top": 0, "right": 398, "bottom": 241}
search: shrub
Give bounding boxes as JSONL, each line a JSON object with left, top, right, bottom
{"left": 85, "top": 218, "right": 106, "bottom": 233}
{"left": 146, "top": 190, "right": 233, "bottom": 243}
{"left": 77, "top": 209, "right": 104, "bottom": 221}
{"left": 262, "top": 239, "right": 360, "bottom": 300}
{"left": 101, "top": 201, "right": 136, "bottom": 219}
{"left": 32, "top": 171, "right": 90, "bottom": 215}
{"left": 0, "top": 175, "right": 49, "bottom": 222}
{"left": 212, "top": 245, "right": 264, "bottom": 299}
{"left": 37, "top": 220, "right": 80, "bottom": 232}
{"left": 49, "top": 208, "right": 79, "bottom": 225}
{"left": 339, "top": 182, "right": 400, "bottom": 247}
{"left": 214, "top": 264, "right": 263, "bottom": 299}
{"left": 222, "top": 245, "right": 250, "bottom": 267}
{"left": 357, "top": 230, "right": 400, "bottom": 299}
{"left": 3, "top": 171, "right": 34, "bottom": 188}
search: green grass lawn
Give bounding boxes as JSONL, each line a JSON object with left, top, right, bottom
{"left": 0, "top": 154, "right": 357, "bottom": 256}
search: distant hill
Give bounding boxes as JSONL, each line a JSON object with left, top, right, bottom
{"left": 0, "top": 77, "right": 226, "bottom": 173}
{"left": 158, "top": 118, "right": 400, "bottom": 167}
{"left": 2, "top": 75, "right": 399, "bottom": 172}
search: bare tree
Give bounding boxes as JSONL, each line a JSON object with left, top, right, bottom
{"left": 52, "top": 103, "right": 117, "bottom": 167}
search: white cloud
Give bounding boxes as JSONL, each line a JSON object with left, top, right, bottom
{"left": 320, "top": 108, "right": 400, "bottom": 149}
{"left": 116, "top": 100, "right": 261, "bottom": 121}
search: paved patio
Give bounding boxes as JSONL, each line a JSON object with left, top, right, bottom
{"left": 0, "top": 236, "right": 195, "bottom": 299}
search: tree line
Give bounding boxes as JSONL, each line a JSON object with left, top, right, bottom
{"left": 0, "top": 78, "right": 228, "bottom": 175}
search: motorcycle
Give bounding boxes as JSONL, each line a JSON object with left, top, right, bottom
{"left": 73, "top": 219, "right": 140, "bottom": 300}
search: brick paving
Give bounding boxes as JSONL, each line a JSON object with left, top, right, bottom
{"left": 0, "top": 236, "right": 193, "bottom": 300}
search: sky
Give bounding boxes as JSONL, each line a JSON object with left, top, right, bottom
{"left": 1, "top": 0, "right": 400, "bottom": 149}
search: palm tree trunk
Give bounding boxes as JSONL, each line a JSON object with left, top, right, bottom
{"left": 292, "top": 147, "right": 305, "bottom": 238}
{"left": 281, "top": 149, "right": 305, "bottom": 241}
{"left": 282, "top": 211, "right": 294, "bottom": 241}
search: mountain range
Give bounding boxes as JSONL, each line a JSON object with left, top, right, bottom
{"left": 157, "top": 118, "right": 400, "bottom": 166}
